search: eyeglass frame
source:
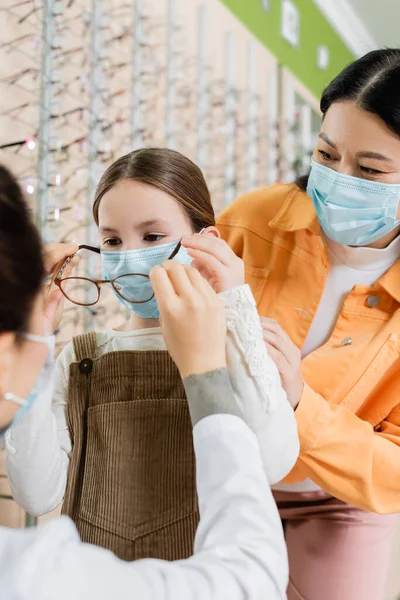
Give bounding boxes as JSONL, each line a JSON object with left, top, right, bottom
{"left": 53, "top": 242, "right": 182, "bottom": 307}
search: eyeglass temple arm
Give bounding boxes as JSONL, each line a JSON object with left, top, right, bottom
{"left": 168, "top": 241, "right": 181, "bottom": 260}
{"left": 54, "top": 244, "right": 101, "bottom": 281}
{"left": 78, "top": 244, "right": 101, "bottom": 254}
{"left": 168, "top": 227, "right": 205, "bottom": 260}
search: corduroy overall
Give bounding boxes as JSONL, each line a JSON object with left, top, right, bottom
{"left": 61, "top": 332, "right": 199, "bottom": 561}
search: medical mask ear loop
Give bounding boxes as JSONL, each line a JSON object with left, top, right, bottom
{"left": 22, "top": 332, "right": 53, "bottom": 343}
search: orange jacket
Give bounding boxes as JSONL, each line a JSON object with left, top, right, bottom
{"left": 217, "top": 183, "right": 400, "bottom": 514}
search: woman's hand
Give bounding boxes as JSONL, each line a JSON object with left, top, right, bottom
{"left": 42, "top": 242, "right": 78, "bottom": 333}
{"left": 150, "top": 261, "right": 227, "bottom": 378}
{"left": 260, "top": 317, "right": 304, "bottom": 409}
{"left": 181, "top": 234, "right": 244, "bottom": 293}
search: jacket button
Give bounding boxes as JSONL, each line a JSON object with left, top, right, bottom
{"left": 366, "top": 295, "right": 380, "bottom": 308}
{"left": 79, "top": 358, "right": 93, "bottom": 376}
{"left": 340, "top": 337, "right": 352, "bottom": 346}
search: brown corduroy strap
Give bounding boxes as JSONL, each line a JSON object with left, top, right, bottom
{"left": 72, "top": 331, "right": 97, "bottom": 362}
{"left": 62, "top": 336, "right": 199, "bottom": 562}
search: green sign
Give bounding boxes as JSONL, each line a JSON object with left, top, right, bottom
{"left": 219, "top": 0, "right": 355, "bottom": 99}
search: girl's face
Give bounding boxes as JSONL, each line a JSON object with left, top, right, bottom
{"left": 98, "top": 180, "right": 195, "bottom": 251}
{"left": 312, "top": 101, "right": 400, "bottom": 248}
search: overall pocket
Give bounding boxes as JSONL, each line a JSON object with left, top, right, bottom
{"left": 78, "top": 399, "right": 198, "bottom": 560}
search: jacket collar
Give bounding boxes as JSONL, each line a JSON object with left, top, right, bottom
{"left": 269, "top": 185, "right": 400, "bottom": 304}
{"left": 378, "top": 261, "right": 400, "bottom": 305}
{"left": 269, "top": 185, "right": 320, "bottom": 235}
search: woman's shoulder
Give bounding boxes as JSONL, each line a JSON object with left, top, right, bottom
{"left": 217, "top": 182, "right": 304, "bottom": 230}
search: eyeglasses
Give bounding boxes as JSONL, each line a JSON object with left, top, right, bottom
{"left": 54, "top": 242, "right": 182, "bottom": 307}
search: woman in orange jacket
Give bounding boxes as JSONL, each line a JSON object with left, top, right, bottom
{"left": 212, "top": 48, "right": 400, "bottom": 600}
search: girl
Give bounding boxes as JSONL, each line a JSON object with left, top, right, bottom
{"left": 218, "top": 48, "right": 400, "bottom": 600}
{"left": 0, "top": 164, "right": 288, "bottom": 600}
{"left": 6, "top": 148, "right": 298, "bottom": 561}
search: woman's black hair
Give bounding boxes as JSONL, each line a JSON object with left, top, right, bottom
{"left": 0, "top": 165, "right": 44, "bottom": 333}
{"left": 296, "top": 48, "right": 400, "bottom": 191}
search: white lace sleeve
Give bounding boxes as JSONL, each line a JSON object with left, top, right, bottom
{"left": 220, "top": 285, "right": 300, "bottom": 484}
{"left": 220, "top": 284, "right": 280, "bottom": 412}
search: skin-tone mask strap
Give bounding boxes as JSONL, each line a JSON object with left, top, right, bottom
{"left": 3, "top": 392, "right": 26, "bottom": 406}
{"left": 22, "top": 333, "right": 51, "bottom": 343}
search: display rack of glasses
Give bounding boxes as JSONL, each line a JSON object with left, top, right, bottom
{"left": 0, "top": 1, "right": 42, "bottom": 208}
{"left": 0, "top": 0, "right": 318, "bottom": 347}
{"left": 278, "top": 69, "right": 320, "bottom": 182}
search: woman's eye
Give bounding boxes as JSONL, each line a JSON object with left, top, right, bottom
{"left": 103, "top": 238, "right": 121, "bottom": 246}
{"left": 318, "top": 149, "right": 335, "bottom": 162}
{"left": 143, "top": 234, "right": 165, "bottom": 243}
{"left": 360, "top": 166, "right": 382, "bottom": 175}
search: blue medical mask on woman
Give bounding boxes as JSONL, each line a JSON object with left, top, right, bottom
{"left": 307, "top": 159, "right": 400, "bottom": 246}
{"left": 101, "top": 241, "right": 193, "bottom": 319}
{"left": 0, "top": 332, "right": 55, "bottom": 437}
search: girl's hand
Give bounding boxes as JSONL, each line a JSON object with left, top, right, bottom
{"left": 181, "top": 234, "right": 244, "bottom": 293}
{"left": 150, "top": 261, "right": 227, "bottom": 378}
{"left": 43, "top": 242, "right": 78, "bottom": 333}
{"left": 260, "top": 317, "right": 304, "bottom": 409}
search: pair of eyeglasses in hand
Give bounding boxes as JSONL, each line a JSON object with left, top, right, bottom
{"left": 53, "top": 243, "right": 182, "bottom": 306}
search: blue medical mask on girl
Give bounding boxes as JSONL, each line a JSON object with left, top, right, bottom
{"left": 101, "top": 240, "right": 193, "bottom": 319}
{"left": 0, "top": 332, "right": 55, "bottom": 437}
{"left": 307, "top": 159, "right": 400, "bottom": 246}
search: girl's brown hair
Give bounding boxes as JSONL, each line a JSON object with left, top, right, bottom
{"left": 93, "top": 147, "right": 215, "bottom": 231}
